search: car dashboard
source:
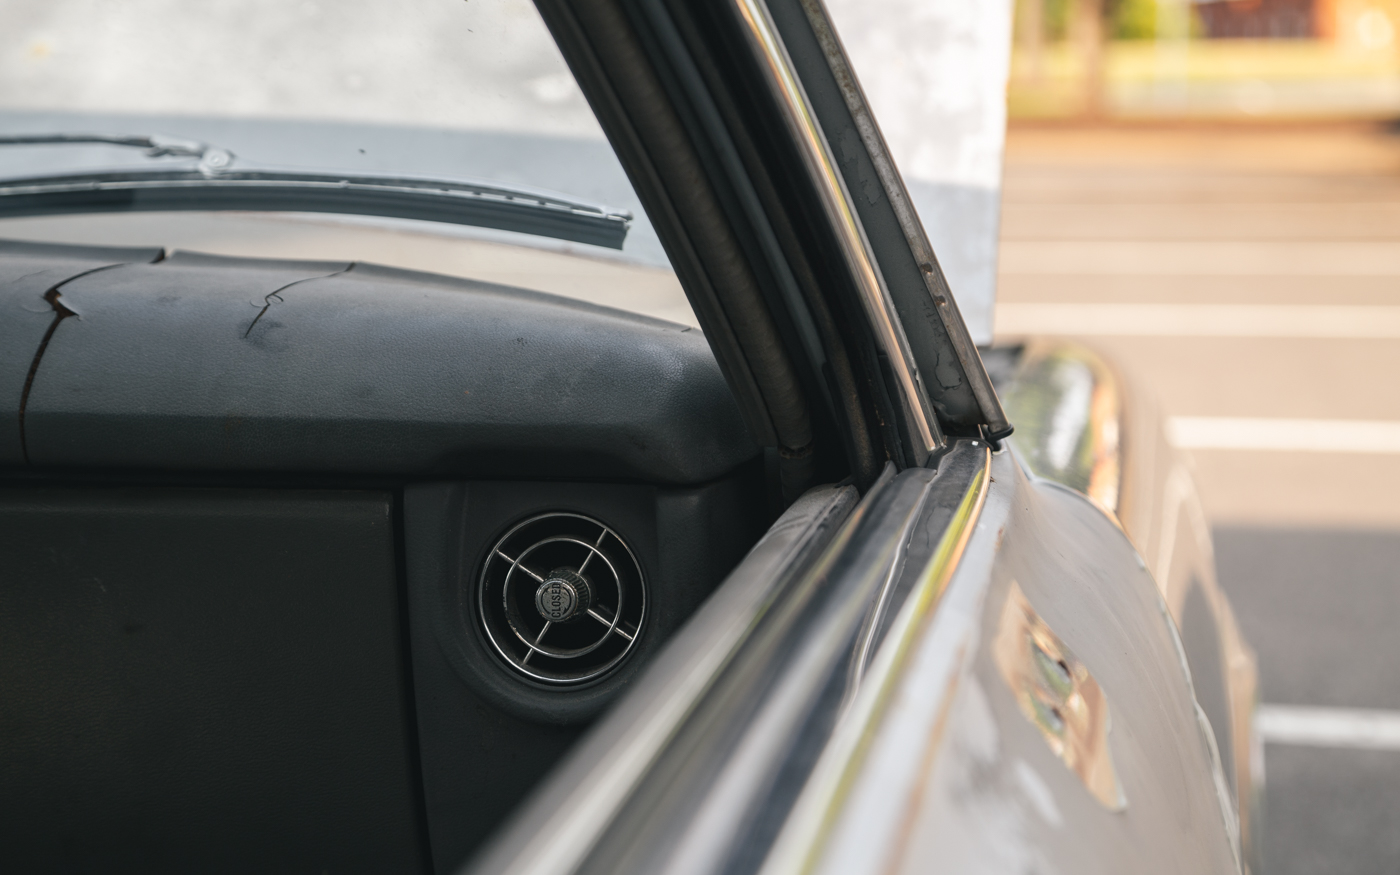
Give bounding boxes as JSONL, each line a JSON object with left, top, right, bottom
{"left": 0, "top": 238, "right": 768, "bottom": 873}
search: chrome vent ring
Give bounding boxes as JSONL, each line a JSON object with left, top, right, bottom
{"left": 478, "top": 513, "right": 646, "bottom": 685}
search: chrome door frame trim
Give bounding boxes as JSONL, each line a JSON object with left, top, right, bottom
{"left": 758, "top": 446, "right": 991, "bottom": 875}
{"left": 730, "top": 0, "right": 944, "bottom": 464}
{"left": 790, "top": 0, "right": 1011, "bottom": 439}
{"left": 467, "top": 480, "right": 860, "bottom": 875}
{"left": 467, "top": 442, "right": 992, "bottom": 875}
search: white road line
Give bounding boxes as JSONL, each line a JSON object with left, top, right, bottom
{"left": 1258, "top": 705, "right": 1400, "bottom": 750}
{"left": 1167, "top": 417, "right": 1400, "bottom": 454}
{"left": 994, "top": 303, "right": 1400, "bottom": 338}
{"left": 999, "top": 240, "right": 1400, "bottom": 276}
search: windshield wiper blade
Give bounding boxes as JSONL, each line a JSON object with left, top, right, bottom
{"left": 0, "top": 168, "right": 633, "bottom": 249}
{"left": 0, "top": 133, "right": 631, "bottom": 250}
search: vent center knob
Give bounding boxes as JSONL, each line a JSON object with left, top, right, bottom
{"left": 534, "top": 568, "right": 593, "bottom": 622}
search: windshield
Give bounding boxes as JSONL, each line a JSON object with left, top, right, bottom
{"left": 0, "top": 0, "right": 692, "bottom": 324}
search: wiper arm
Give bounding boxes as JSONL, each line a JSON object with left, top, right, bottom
{"left": 0, "top": 133, "right": 234, "bottom": 168}
{"left": 0, "top": 133, "right": 631, "bottom": 250}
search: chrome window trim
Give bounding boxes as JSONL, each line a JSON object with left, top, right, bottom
{"left": 791, "top": 0, "right": 1012, "bottom": 439}
{"left": 467, "top": 481, "right": 860, "bottom": 875}
{"left": 730, "top": 0, "right": 944, "bottom": 464}
{"left": 467, "top": 441, "right": 992, "bottom": 875}
{"left": 757, "top": 446, "right": 991, "bottom": 875}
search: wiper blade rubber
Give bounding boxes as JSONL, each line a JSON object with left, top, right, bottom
{"left": 0, "top": 135, "right": 632, "bottom": 249}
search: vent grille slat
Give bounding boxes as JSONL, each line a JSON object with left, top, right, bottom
{"left": 477, "top": 513, "right": 646, "bottom": 685}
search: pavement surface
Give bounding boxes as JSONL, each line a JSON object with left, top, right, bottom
{"left": 998, "top": 121, "right": 1400, "bottom": 874}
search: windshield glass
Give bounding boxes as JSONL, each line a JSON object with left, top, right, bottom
{"left": 0, "top": 0, "right": 692, "bottom": 324}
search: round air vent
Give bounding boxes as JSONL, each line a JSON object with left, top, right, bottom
{"left": 478, "top": 513, "right": 646, "bottom": 685}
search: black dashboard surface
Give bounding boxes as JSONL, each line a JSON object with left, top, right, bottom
{"left": 0, "top": 238, "right": 163, "bottom": 466}
{"left": 0, "top": 237, "right": 769, "bottom": 873}
{"left": 1, "top": 241, "right": 757, "bottom": 482}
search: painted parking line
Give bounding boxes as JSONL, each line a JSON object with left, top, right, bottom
{"left": 1167, "top": 417, "right": 1400, "bottom": 454}
{"left": 1258, "top": 705, "right": 1400, "bottom": 750}
{"left": 994, "top": 303, "right": 1400, "bottom": 339}
{"left": 999, "top": 241, "right": 1400, "bottom": 276}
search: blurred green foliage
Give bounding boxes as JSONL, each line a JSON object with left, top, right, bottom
{"left": 1018, "top": 0, "right": 1204, "bottom": 42}
{"left": 1045, "top": 0, "right": 1073, "bottom": 39}
{"left": 1018, "top": 0, "right": 1074, "bottom": 40}
{"left": 1114, "top": 0, "right": 1158, "bottom": 39}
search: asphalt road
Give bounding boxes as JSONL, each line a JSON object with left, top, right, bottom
{"left": 997, "top": 122, "right": 1400, "bottom": 874}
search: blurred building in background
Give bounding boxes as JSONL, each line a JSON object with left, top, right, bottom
{"left": 1011, "top": 0, "right": 1400, "bottom": 117}
{"left": 1195, "top": 0, "right": 1314, "bottom": 39}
